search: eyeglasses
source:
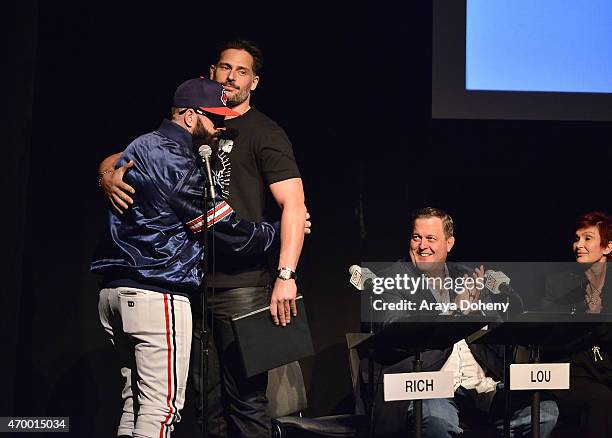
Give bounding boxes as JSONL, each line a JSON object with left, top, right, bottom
{"left": 178, "top": 107, "right": 226, "bottom": 128}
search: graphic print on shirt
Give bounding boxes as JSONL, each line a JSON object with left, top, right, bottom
{"left": 213, "top": 138, "right": 234, "bottom": 200}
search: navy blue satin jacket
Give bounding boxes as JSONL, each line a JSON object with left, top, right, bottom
{"left": 91, "top": 120, "right": 278, "bottom": 295}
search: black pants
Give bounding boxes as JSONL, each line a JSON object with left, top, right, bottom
{"left": 191, "top": 286, "right": 271, "bottom": 438}
{"left": 190, "top": 316, "right": 227, "bottom": 438}
{"left": 553, "top": 376, "right": 612, "bottom": 438}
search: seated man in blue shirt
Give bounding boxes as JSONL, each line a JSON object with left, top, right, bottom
{"left": 365, "top": 207, "right": 558, "bottom": 437}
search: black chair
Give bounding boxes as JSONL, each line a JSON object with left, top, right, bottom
{"left": 268, "top": 337, "right": 366, "bottom": 438}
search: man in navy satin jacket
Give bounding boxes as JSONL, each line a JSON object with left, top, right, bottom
{"left": 91, "top": 78, "right": 279, "bottom": 438}
{"left": 91, "top": 78, "right": 279, "bottom": 295}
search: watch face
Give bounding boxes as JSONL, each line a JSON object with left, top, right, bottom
{"left": 278, "top": 268, "right": 294, "bottom": 280}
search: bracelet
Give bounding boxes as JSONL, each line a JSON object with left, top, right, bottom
{"left": 98, "top": 167, "right": 114, "bottom": 187}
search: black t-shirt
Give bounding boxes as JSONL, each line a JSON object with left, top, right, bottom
{"left": 208, "top": 107, "right": 300, "bottom": 288}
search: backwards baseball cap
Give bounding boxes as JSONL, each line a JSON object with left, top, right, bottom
{"left": 173, "top": 78, "right": 240, "bottom": 117}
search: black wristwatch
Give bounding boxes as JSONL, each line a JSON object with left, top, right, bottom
{"left": 277, "top": 267, "right": 297, "bottom": 281}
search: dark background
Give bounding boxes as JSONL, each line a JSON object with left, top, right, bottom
{"left": 3, "top": 2, "right": 610, "bottom": 436}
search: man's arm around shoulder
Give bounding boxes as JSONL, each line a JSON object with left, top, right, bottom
{"left": 98, "top": 151, "right": 135, "bottom": 214}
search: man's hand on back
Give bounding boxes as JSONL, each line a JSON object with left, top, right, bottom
{"left": 304, "top": 210, "right": 311, "bottom": 234}
{"left": 101, "top": 161, "right": 136, "bottom": 214}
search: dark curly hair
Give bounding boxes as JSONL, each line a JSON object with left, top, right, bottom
{"left": 216, "top": 39, "right": 263, "bottom": 75}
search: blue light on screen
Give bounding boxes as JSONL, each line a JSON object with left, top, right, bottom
{"left": 466, "top": 0, "right": 612, "bottom": 93}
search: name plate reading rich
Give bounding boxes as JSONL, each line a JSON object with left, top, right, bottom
{"left": 384, "top": 371, "right": 454, "bottom": 402}
{"left": 510, "top": 363, "right": 570, "bottom": 390}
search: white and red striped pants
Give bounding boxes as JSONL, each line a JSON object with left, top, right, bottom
{"left": 99, "top": 287, "right": 192, "bottom": 438}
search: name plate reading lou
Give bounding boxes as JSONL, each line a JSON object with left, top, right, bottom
{"left": 384, "top": 371, "right": 454, "bottom": 402}
{"left": 509, "top": 363, "right": 570, "bottom": 390}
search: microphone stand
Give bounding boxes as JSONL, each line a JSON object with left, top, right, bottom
{"left": 200, "top": 185, "right": 210, "bottom": 438}
{"left": 503, "top": 295, "right": 511, "bottom": 438}
{"left": 501, "top": 289, "right": 523, "bottom": 438}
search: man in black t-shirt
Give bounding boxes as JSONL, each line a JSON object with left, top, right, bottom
{"left": 99, "top": 40, "right": 307, "bottom": 437}
{"left": 211, "top": 105, "right": 301, "bottom": 289}
{"left": 202, "top": 40, "right": 306, "bottom": 438}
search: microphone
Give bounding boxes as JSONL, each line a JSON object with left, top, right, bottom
{"left": 484, "top": 270, "right": 513, "bottom": 295}
{"left": 349, "top": 265, "right": 377, "bottom": 291}
{"left": 484, "top": 270, "right": 524, "bottom": 313}
{"left": 198, "top": 145, "right": 216, "bottom": 199}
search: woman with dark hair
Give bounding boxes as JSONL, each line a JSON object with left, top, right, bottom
{"left": 542, "top": 211, "right": 612, "bottom": 437}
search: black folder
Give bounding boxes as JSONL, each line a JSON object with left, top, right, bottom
{"left": 231, "top": 295, "right": 314, "bottom": 377}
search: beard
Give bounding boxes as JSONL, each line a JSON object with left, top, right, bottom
{"left": 192, "top": 118, "right": 217, "bottom": 147}
{"left": 224, "top": 85, "right": 250, "bottom": 108}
